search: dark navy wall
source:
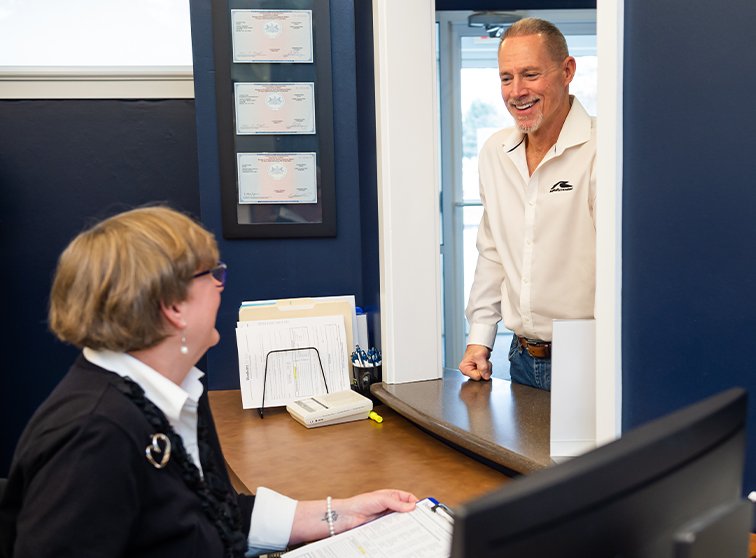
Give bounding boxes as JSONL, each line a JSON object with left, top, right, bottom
{"left": 623, "top": 0, "right": 756, "bottom": 494}
{"left": 0, "top": 99, "right": 201, "bottom": 474}
{"left": 354, "top": 0, "right": 382, "bottom": 347}
{"left": 190, "top": 0, "right": 377, "bottom": 390}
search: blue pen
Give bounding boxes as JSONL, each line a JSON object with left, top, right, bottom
{"left": 352, "top": 349, "right": 366, "bottom": 367}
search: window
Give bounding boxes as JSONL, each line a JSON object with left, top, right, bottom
{"left": 0, "top": 0, "right": 194, "bottom": 98}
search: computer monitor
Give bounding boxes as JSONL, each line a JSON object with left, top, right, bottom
{"left": 451, "top": 388, "right": 752, "bottom": 558}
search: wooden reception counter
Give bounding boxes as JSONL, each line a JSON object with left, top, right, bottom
{"left": 208, "top": 390, "right": 510, "bottom": 507}
{"left": 208, "top": 369, "right": 551, "bottom": 510}
{"left": 371, "top": 369, "right": 553, "bottom": 474}
{"left": 209, "top": 376, "right": 756, "bottom": 555}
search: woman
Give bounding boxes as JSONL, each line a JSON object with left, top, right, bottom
{"left": 0, "top": 206, "right": 416, "bottom": 558}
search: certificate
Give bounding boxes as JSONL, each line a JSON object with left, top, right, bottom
{"left": 234, "top": 82, "right": 316, "bottom": 135}
{"left": 237, "top": 152, "right": 317, "bottom": 205}
{"left": 231, "top": 10, "right": 313, "bottom": 63}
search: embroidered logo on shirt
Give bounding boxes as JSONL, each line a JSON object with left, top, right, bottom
{"left": 549, "top": 180, "right": 574, "bottom": 193}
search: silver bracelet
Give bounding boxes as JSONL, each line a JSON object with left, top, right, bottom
{"left": 326, "top": 496, "right": 336, "bottom": 537}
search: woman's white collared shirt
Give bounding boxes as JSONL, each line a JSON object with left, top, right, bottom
{"left": 82, "top": 348, "right": 295, "bottom": 554}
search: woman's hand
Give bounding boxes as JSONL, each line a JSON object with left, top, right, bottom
{"left": 335, "top": 489, "right": 418, "bottom": 530}
{"left": 289, "top": 489, "right": 418, "bottom": 545}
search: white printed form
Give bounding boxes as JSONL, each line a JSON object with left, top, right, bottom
{"left": 237, "top": 152, "right": 317, "bottom": 205}
{"left": 231, "top": 9, "right": 313, "bottom": 63}
{"left": 234, "top": 82, "right": 315, "bottom": 135}
{"left": 282, "top": 498, "right": 453, "bottom": 558}
{"left": 236, "top": 315, "right": 350, "bottom": 410}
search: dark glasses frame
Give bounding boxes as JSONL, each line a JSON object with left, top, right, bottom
{"left": 192, "top": 261, "right": 227, "bottom": 287}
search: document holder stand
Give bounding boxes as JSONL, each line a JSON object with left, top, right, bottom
{"left": 260, "top": 346, "right": 329, "bottom": 419}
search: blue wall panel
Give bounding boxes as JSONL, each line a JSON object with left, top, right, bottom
{"left": 623, "top": 0, "right": 756, "bottom": 494}
{"left": 0, "top": 99, "right": 202, "bottom": 474}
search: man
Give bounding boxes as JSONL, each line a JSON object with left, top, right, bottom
{"left": 459, "top": 18, "right": 596, "bottom": 391}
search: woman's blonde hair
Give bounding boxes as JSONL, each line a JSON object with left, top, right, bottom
{"left": 49, "top": 206, "right": 219, "bottom": 352}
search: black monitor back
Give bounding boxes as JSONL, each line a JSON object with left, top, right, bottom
{"left": 450, "top": 388, "right": 751, "bottom": 558}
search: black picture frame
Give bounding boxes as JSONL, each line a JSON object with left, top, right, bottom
{"left": 211, "top": 0, "right": 336, "bottom": 238}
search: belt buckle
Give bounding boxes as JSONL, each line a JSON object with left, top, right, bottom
{"left": 526, "top": 346, "right": 548, "bottom": 359}
{"left": 521, "top": 337, "right": 550, "bottom": 359}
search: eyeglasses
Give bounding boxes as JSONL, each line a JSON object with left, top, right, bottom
{"left": 192, "top": 261, "right": 227, "bottom": 287}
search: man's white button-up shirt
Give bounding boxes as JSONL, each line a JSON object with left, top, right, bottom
{"left": 466, "top": 97, "right": 597, "bottom": 346}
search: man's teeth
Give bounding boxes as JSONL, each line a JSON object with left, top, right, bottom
{"left": 515, "top": 102, "right": 534, "bottom": 110}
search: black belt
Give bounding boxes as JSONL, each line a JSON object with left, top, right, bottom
{"left": 517, "top": 336, "right": 551, "bottom": 359}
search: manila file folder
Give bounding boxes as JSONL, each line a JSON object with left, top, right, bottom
{"left": 238, "top": 296, "right": 356, "bottom": 351}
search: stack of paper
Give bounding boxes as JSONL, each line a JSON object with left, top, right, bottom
{"left": 235, "top": 297, "right": 356, "bottom": 410}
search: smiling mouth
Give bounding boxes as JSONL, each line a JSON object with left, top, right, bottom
{"left": 512, "top": 99, "right": 538, "bottom": 111}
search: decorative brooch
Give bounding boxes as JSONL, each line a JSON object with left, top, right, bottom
{"left": 145, "top": 433, "right": 172, "bottom": 469}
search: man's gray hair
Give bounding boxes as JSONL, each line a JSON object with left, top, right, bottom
{"left": 501, "top": 17, "right": 569, "bottom": 62}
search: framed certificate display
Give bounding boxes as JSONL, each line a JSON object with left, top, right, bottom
{"left": 211, "top": 0, "right": 336, "bottom": 238}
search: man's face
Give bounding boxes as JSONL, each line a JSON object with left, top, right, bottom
{"left": 498, "top": 34, "right": 575, "bottom": 136}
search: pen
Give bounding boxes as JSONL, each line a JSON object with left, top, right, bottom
{"left": 352, "top": 345, "right": 373, "bottom": 368}
{"left": 430, "top": 501, "right": 455, "bottom": 524}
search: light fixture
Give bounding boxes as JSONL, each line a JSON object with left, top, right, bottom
{"left": 468, "top": 12, "right": 521, "bottom": 38}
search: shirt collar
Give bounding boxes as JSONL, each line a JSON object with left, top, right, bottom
{"left": 501, "top": 96, "right": 593, "bottom": 156}
{"left": 83, "top": 348, "right": 205, "bottom": 423}
{"left": 553, "top": 96, "right": 593, "bottom": 156}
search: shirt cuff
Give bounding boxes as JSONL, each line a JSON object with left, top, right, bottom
{"left": 247, "top": 486, "right": 297, "bottom": 552}
{"left": 466, "top": 323, "right": 498, "bottom": 349}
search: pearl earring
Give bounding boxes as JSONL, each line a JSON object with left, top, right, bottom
{"left": 180, "top": 335, "right": 188, "bottom": 355}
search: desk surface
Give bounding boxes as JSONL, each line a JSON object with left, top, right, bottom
{"left": 372, "top": 369, "right": 552, "bottom": 473}
{"left": 208, "top": 390, "right": 510, "bottom": 507}
{"left": 209, "top": 389, "right": 756, "bottom": 554}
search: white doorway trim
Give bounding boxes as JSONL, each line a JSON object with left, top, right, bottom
{"left": 372, "top": 0, "right": 443, "bottom": 383}
{"left": 372, "top": 0, "right": 623, "bottom": 444}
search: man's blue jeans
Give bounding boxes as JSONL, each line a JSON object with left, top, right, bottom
{"left": 508, "top": 335, "right": 551, "bottom": 391}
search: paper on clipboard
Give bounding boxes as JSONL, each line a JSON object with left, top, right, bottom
{"left": 281, "top": 497, "right": 453, "bottom": 557}
{"left": 236, "top": 296, "right": 357, "bottom": 410}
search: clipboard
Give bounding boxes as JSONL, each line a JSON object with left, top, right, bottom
{"left": 281, "top": 497, "right": 453, "bottom": 557}
{"left": 239, "top": 295, "right": 356, "bottom": 351}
